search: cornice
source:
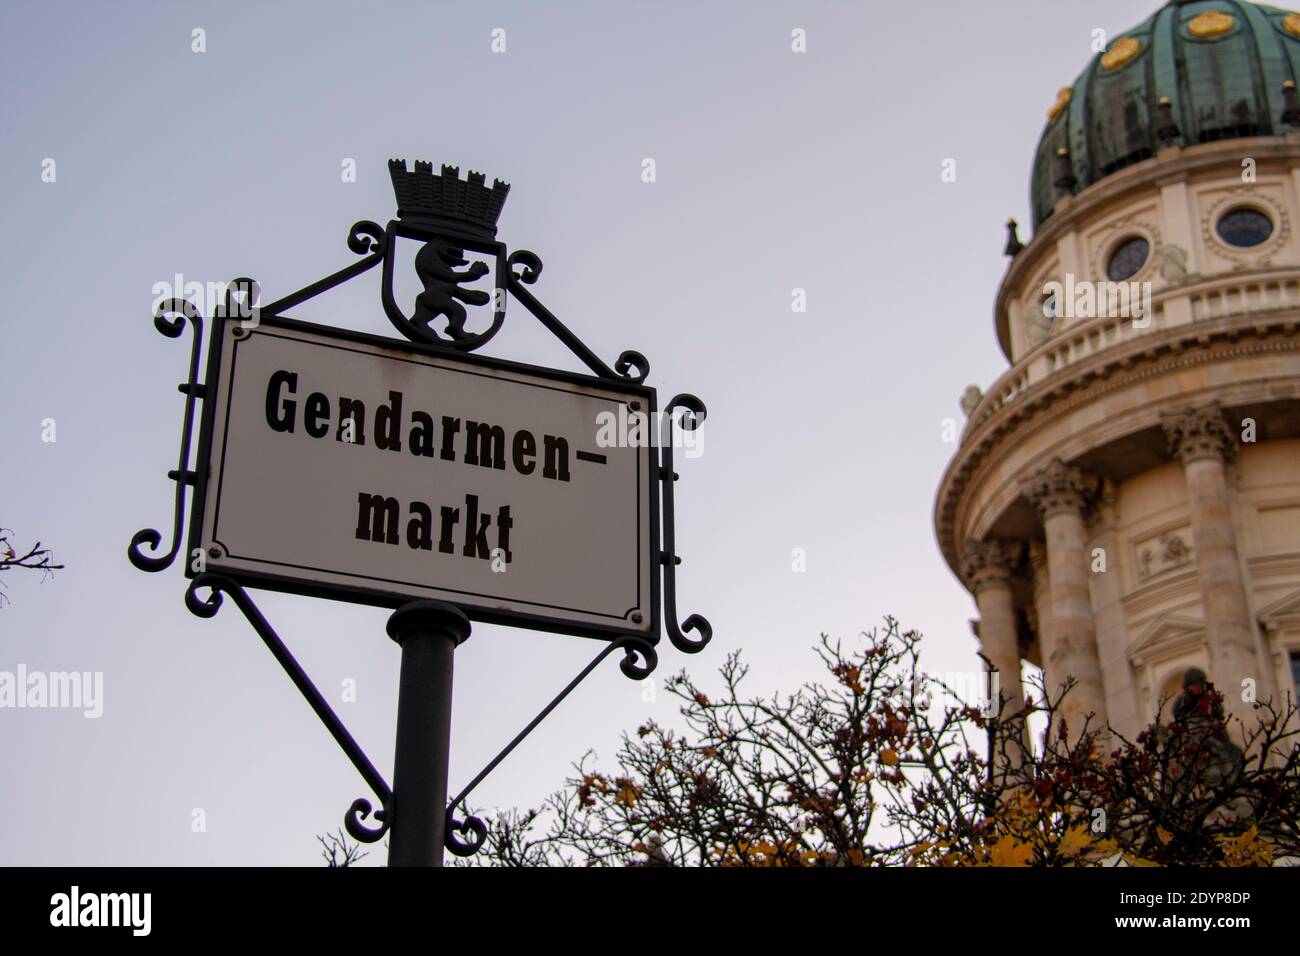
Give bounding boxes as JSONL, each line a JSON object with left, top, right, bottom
{"left": 934, "top": 314, "right": 1300, "bottom": 575}
{"left": 1248, "top": 553, "right": 1300, "bottom": 581}
{"left": 1120, "top": 567, "right": 1202, "bottom": 619}
{"left": 994, "top": 134, "right": 1300, "bottom": 358}
{"left": 974, "top": 267, "right": 1300, "bottom": 436}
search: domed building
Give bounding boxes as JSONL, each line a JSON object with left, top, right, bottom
{"left": 935, "top": 0, "right": 1300, "bottom": 742}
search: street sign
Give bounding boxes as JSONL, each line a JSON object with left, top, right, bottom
{"left": 133, "top": 158, "right": 709, "bottom": 864}
{"left": 190, "top": 313, "right": 659, "bottom": 640}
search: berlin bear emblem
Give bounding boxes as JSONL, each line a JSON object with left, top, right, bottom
{"left": 412, "top": 239, "right": 492, "bottom": 341}
{"left": 380, "top": 160, "right": 510, "bottom": 350}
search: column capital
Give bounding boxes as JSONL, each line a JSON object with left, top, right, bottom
{"left": 1021, "top": 458, "right": 1099, "bottom": 519}
{"left": 1161, "top": 402, "right": 1237, "bottom": 466}
{"left": 959, "top": 538, "right": 1022, "bottom": 593}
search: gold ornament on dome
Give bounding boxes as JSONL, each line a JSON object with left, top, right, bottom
{"left": 1188, "top": 11, "right": 1235, "bottom": 37}
{"left": 1285, "top": 13, "right": 1300, "bottom": 37}
{"left": 1047, "top": 86, "right": 1071, "bottom": 120}
{"left": 1101, "top": 37, "right": 1141, "bottom": 70}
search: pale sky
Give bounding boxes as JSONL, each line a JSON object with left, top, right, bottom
{"left": 0, "top": 0, "right": 1163, "bottom": 864}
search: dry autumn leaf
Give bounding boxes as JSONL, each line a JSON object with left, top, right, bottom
{"left": 1057, "top": 825, "right": 1093, "bottom": 858}
{"left": 988, "top": 835, "right": 1035, "bottom": 867}
{"left": 614, "top": 781, "right": 640, "bottom": 807}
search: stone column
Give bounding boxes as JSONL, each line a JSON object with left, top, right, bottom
{"left": 1027, "top": 540, "right": 1054, "bottom": 703}
{"left": 1088, "top": 479, "right": 1140, "bottom": 736}
{"left": 1161, "top": 403, "right": 1260, "bottom": 733}
{"left": 1022, "top": 459, "right": 1108, "bottom": 740}
{"left": 959, "top": 538, "right": 1025, "bottom": 717}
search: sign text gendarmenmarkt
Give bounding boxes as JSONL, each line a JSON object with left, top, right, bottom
{"left": 193, "top": 315, "right": 658, "bottom": 639}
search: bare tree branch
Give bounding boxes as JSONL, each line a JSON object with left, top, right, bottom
{"left": 0, "top": 527, "right": 64, "bottom": 607}
{"left": 317, "top": 829, "right": 368, "bottom": 867}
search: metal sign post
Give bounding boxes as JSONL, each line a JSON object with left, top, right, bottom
{"left": 128, "top": 159, "right": 711, "bottom": 865}
{"left": 386, "top": 601, "right": 469, "bottom": 867}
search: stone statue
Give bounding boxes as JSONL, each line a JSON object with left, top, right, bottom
{"left": 960, "top": 385, "right": 984, "bottom": 418}
{"left": 1157, "top": 244, "right": 1189, "bottom": 285}
{"left": 1024, "top": 303, "right": 1053, "bottom": 347}
{"left": 1168, "top": 667, "right": 1244, "bottom": 790}
{"left": 1171, "top": 667, "right": 1217, "bottom": 722}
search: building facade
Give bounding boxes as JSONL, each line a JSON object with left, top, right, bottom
{"left": 935, "top": 0, "right": 1300, "bottom": 741}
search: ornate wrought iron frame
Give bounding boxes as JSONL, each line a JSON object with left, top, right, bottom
{"left": 128, "top": 212, "right": 711, "bottom": 857}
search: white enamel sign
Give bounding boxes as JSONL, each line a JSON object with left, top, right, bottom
{"left": 193, "top": 317, "right": 657, "bottom": 638}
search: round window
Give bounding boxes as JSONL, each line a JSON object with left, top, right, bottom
{"left": 1216, "top": 207, "right": 1273, "bottom": 247}
{"left": 1107, "top": 236, "right": 1150, "bottom": 281}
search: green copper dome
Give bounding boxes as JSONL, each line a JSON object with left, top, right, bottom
{"left": 1031, "top": 0, "right": 1300, "bottom": 229}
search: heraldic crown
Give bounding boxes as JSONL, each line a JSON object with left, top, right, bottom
{"left": 388, "top": 159, "right": 511, "bottom": 242}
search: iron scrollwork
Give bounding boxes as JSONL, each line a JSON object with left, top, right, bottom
{"left": 256, "top": 221, "right": 387, "bottom": 319}
{"left": 660, "top": 395, "right": 712, "bottom": 654}
{"left": 127, "top": 298, "right": 205, "bottom": 574}
{"left": 185, "top": 574, "right": 394, "bottom": 843}
{"left": 256, "top": 162, "right": 653, "bottom": 386}
{"left": 444, "top": 635, "right": 658, "bottom": 857}
{"left": 506, "top": 249, "right": 650, "bottom": 383}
